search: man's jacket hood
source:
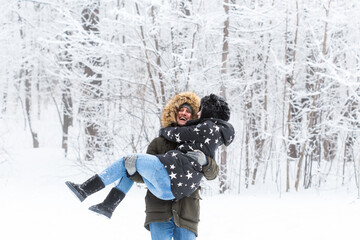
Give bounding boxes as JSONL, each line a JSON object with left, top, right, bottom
{"left": 161, "top": 92, "right": 200, "bottom": 127}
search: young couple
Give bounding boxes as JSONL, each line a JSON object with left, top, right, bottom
{"left": 66, "top": 92, "right": 235, "bottom": 239}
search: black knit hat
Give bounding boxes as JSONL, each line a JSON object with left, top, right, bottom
{"left": 199, "top": 94, "right": 230, "bottom": 121}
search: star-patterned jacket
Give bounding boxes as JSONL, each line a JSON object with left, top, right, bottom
{"left": 158, "top": 118, "right": 235, "bottom": 200}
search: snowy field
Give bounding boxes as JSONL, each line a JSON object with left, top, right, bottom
{"left": 1, "top": 146, "right": 360, "bottom": 240}
{"left": 0, "top": 118, "right": 359, "bottom": 240}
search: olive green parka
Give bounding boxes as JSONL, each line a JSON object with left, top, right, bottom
{"left": 131, "top": 92, "right": 219, "bottom": 236}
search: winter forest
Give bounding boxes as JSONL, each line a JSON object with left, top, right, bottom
{"left": 1, "top": 0, "right": 360, "bottom": 197}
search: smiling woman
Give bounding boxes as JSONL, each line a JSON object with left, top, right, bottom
{"left": 161, "top": 92, "right": 201, "bottom": 128}
{"left": 176, "top": 104, "right": 193, "bottom": 126}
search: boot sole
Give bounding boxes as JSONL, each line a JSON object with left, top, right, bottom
{"left": 65, "top": 181, "right": 86, "bottom": 202}
{"left": 88, "top": 206, "right": 112, "bottom": 219}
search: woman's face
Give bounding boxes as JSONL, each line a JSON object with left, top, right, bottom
{"left": 176, "top": 107, "right": 192, "bottom": 126}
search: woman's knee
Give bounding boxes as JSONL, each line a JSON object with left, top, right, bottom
{"left": 136, "top": 154, "right": 162, "bottom": 173}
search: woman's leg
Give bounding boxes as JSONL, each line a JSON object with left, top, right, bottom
{"left": 88, "top": 154, "right": 172, "bottom": 218}
{"left": 135, "top": 154, "right": 175, "bottom": 200}
{"left": 98, "top": 153, "right": 172, "bottom": 199}
{"left": 66, "top": 158, "right": 129, "bottom": 203}
{"left": 98, "top": 156, "right": 127, "bottom": 186}
{"left": 88, "top": 158, "right": 133, "bottom": 218}
{"left": 97, "top": 153, "right": 174, "bottom": 201}
{"left": 114, "top": 176, "right": 134, "bottom": 194}
{"left": 104, "top": 154, "right": 173, "bottom": 200}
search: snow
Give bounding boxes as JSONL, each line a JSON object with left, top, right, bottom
{"left": 1, "top": 146, "right": 360, "bottom": 240}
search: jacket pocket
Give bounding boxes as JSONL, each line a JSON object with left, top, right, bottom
{"left": 179, "top": 191, "right": 201, "bottom": 222}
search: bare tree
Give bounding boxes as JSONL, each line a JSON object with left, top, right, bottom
{"left": 285, "top": 0, "right": 299, "bottom": 192}
{"left": 18, "top": 2, "right": 39, "bottom": 148}
{"left": 295, "top": 0, "right": 332, "bottom": 190}
{"left": 79, "top": 2, "right": 107, "bottom": 161}
{"left": 218, "top": 0, "right": 230, "bottom": 193}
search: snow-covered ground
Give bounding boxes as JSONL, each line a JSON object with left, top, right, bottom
{"left": 0, "top": 116, "right": 359, "bottom": 240}
{"left": 1, "top": 146, "right": 360, "bottom": 240}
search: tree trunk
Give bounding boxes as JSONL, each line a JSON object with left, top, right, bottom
{"left": 244, "top": 99, "right": 251, "bottom": 188}
{"left": 219, "top": 0, "right": 230, "bottom": 194}
{"left": 24, "top": 67, "right": 39, "bottom": 148}
{"left": 151, "top": 6, "right": 166, "bottom": 107}
{"left": 285, "top": 0, "right": 299, "bottom": 191}
{"left": 295, "top": 1, "right": 331, "bottom": 190}
{"left": 135, "top": 2, "right": 161, "bottom": 116}
{"left": 2, "top": 77, "right": 8, "bottom": 115}
{"left": 62, "top": 79, "right": 73, "bottom": 155}
{"left": 81, "top": 2, "right": 104, "bottom": 161}
{"left": 18, "top": 6, "right": 39, "bottom": 148}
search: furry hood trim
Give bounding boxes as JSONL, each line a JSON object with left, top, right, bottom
{"left": 161, "top": 92, "right": 201, "bottom": 127}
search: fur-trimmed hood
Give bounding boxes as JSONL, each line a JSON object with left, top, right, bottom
{"left": 161, "top": 92, "right": 200, "bottom": 128}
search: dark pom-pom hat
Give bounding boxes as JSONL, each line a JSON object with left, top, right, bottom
{"left": 199, "top": 94, "right": 230, "bottom": 121}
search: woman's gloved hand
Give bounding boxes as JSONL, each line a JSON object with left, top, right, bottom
{"left": 185, "top": 150, "right": 208, "bottom": 166}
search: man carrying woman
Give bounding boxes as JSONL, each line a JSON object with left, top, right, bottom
{"left": 66, "top": 93, "right": 235, "bottom": 239}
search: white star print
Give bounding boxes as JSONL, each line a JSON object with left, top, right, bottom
{"left": 172, "top": 152, "right": 178, "bottom": 157}
{"left": 194, "top": 127, "right": 200, "bottom": 132}
{"left": 186, "top": 172, "right": 193, "bottom": 179}
{"left": 175, "top": 133, "right": 181, "bottom": 143}
{"left": 177, "top": 182, "right": 183, "bottom": 187}
{"left": 210, "top": 128, "right": 213, "bottom": 134}
{"left": 170, "top": 164, "right": 175, "bottom": 169}
{"left": 169, "top": 172, "right": 177, "bottom": 179}
{"left": 215, "top": 125, "right": 220, "bottom": 132}
{"left": 215, "top": 139, "right": 219, "bottom": 144}
{"left": 191, "top": 183, "right": 196, "bottom": 189}
{"left": 205, "top": 138, "right": 211, "bottom": 144}
{"left": 200, "top": 143, "right": 203, "bottom": 148}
